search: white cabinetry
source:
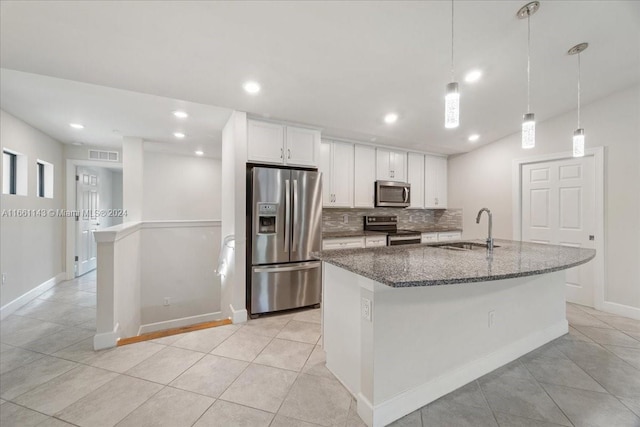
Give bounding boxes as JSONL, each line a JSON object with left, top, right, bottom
{"left": 322, "top": 237, "right": 365, "bottom": 250}
{"left": 407, "top": 153, "right": 425, "bottom": 209}
{"left": 438, "top": 231, "right": 462, "bottom": 241}
{"left": 320, "top": 140, "right": 354, "bottom": 208}
{"left": 424, "top": 155, "right": 448, "bottom": 209}
{"left": 421, "top": 233, "right": 438, "bottom": 243}
{"left": 376, "top": 149, "right": 406, "bottom": 182}
{"left": 365, "top": 235, "right": 387, "bottom": 248}
{"left": 248, "top": 120, "right": 320, "bottom": 167}
{"left": 354, "top": 145, "right": 376, "bottom": 208}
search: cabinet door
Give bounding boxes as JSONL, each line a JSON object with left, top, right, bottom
{"left": 376, "top": 149, "right": 391, "bottom": 180}
{"left": 407, "top": 153, "right": 424, "bottom": 209}
{"left": 390, "top": 151, "right": 407, "bottom": 182}
{"left": 354, "top": 145, "right": 376, "bottom": 208}
{"left": 319, "top": 140, "right": 333, "bottom": 207}
{"left": 247, "top": 120, "right": 285, "bottom": 164}
{"left": 285, "top": 126, "right": 320, "bottom": 167}
{"left": 331, "top": 142, "right": 354, "bottom": 207}
{"left": 322, "top": 237, "right": 365, "bottom": 250}
{"left": 425, "top": 155, "right": 448, "bottom": 209}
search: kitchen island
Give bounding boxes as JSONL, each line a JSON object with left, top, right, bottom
{"left": 313, "top": 240, "right": 595, "bottom": 427}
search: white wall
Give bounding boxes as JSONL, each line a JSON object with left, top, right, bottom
{"left": 449, "top": 85, "right": 640, "bottom": 311}
{"left": 142, "top": 151, "right": 221, "bottom": 220}
{"left": 111, "top": 171, "right": 123, "bottom": 226}
{"left": 0, "top": 110, "right": 65, "bottom": 309}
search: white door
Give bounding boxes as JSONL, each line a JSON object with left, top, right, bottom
{"left": 522, "top": 157, "right": 596, "bottom": 306}
{"left": 390, "top": 151, "right": 407, "bottom": 182}
{"left": 376, "top": 149, "right": 392, "bottom": 181}
{"left": 76, "top": 167, "right": 100, "bottom": 276}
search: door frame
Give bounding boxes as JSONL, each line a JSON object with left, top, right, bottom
{"left": 511, "top": 147, "right": 605, "bottom": 310}
{"left": 65, "top": 159, "right": 122, "bottom": 280}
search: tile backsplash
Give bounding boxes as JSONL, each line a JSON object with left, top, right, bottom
{"left": 322, "top": 208, "right": 463, "bottom": 232}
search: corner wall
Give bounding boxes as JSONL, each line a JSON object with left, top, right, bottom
{"left": 0, "top": 110, "right": 65, "bottom": 311}
{"left": 448, "top": 85, "right": 640, "bottom": 311}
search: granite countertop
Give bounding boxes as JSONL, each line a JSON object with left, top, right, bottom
{"left": 322, "top": 228, "right": 462, "bottom": 238}
{"left": 312, "top": 239, "right": 596, "bottom": 287}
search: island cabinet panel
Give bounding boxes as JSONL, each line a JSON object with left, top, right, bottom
{"left": 407, "top": 153, "right": 425, "bottom": 209}
{"left": 248, "top": 119, "right": 320, "bottom": 167}
{"left": 424, "top": 154, "right": 448, "bottom": 209}
{"left": 354, "top": 145, "right": 376, "bottom": 208}
{"left": 376, "top": 149, "right": 407, "bottom": 182}
{"left": 320, "top": 140, "right": 354, "bottom": 208}
{"left": 322, "top": 263, "right": 567, "bottom": 427}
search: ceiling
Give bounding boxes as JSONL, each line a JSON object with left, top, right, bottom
{"left": 1, "top": 1, "right": 639, "bottom": 155}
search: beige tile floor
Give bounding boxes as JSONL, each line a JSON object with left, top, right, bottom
{"left": 0, "top": 271, "right": 639, "bottom": 427}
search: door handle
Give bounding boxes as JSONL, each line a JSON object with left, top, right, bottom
{"left": 292, "top": 179, "right": 298, "bottom": 252}
{"left": 280, "top": 148, "right": 283, "bottom": 159}
{"left": 288, "top": 149, "right": 291, "bottom": 159}
{"left": 284, "top": 179, "right": 290, "bottom": 253}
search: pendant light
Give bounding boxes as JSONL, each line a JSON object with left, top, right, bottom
{"left": 445, "top": 0, "right": 459, "bottom": 129}
{"left": 517, "top": 1, "right": 539, "bottom": 149}
{"left": 568, "top": 42, "right": 588, "bottom": 157}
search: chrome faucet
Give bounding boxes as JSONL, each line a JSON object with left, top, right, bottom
{"left": 476, "top": 208, "right": 494, "bottom": 252}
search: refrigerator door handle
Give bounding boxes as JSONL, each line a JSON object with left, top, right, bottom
{"left": 254, "top": 262, "right": 320, "bottom": 273}
{"left": 284, "top": 179, "right": 290, "bottom": 253}
{"left": 292, "top": 179, "right": 298, "bottom": 252}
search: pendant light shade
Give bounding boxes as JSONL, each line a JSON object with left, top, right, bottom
{"left": 569, "top": 42, "right": 588, "bottom": 158}
{"left": 517, "top": 2, "right": 539, "bottom": 149}
{"left": 522, "top": 113, "right": 536, "bottom": 149}
{"left": 444, "top": 0, "right": 459, "bottom": 129}
{"left": 445, "top": 82, "right": 460, "bottom": 128}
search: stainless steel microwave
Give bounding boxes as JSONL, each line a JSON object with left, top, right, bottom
{"left": 375, "top": 181, "right": 411, "bottom": 207}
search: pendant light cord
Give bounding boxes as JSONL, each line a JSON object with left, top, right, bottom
{"left": 451, "top": 0, "right": 455, "bottom": 81}
{"left": 527, "top": 12, "right": 531, "bottom": 113}
{"left": 577, "top": 53, "right": 581, "bottom": 128}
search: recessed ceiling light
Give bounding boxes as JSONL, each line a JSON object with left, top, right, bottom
{"left": 69, "top": 123, "right": 84, "bottom": 129}
{"left": 173, "top": 111, "right": 188, "bottom": 119}
{"left": 195, "top": 150, "right": 204, "bottom": 156}
{"left": 384, "top": 113, "right": 398, "bottom": 124}
{"left": 468, "top": 134, "right": 480, "bottom": 142}
{"left": 243, "top": 81, "right": 261, "bottom": 94}
{"left": 173, "top": 132, "right": 185, "bottom": 138}
{"left": 464, "top": 70, "right": 483, "bottom": 83}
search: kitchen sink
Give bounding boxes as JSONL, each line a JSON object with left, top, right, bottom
{"left": 434, "top": 241, "right": 500, "bottom": 251}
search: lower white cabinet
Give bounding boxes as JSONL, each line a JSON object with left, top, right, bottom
{"left": 365, "top": 235, "right": 387, "bottom": 248}
{"left": 322, "top": 237, "right": 365, "bottom": 250}
{"left": 421, "top": 233, "right": 438, "bottom": 243}
{"left": 437, "top": 231, "right": 462, "bottom": 241}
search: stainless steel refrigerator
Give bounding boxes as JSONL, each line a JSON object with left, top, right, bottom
{"left": 247, "top": 166, "right": 322, "bottom": 317}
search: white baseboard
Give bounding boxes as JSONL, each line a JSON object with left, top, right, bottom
{"left": 0, "top": 273, "right": 66, "bottom": 320}
{"left": 137, "top": 311, "right": 224, "bottom": 335}
{"left": 601, "top": 301, "right": 640, "bottom": 320}
{"left": 230, "top": 304, "right": 248, "bottom": 324}
{"left": 94, "top": 323, "right": 120, "bottom": 350}
{"left": 358, "top": 320, "right": 568, "bottom": 427}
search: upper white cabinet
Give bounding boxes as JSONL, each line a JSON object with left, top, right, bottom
{"left": 320, "top": 140, "right": 354, "bottom": 208}
{"left": 354, "top": 145, "right": 376, "bottom": 208}
{"left": 376, "top": 149, "right": 407, "bottom": 182}
{"left": 407, "top": 153, "right": 425, "bottom": 209}
{"left": 248, "top": 120, "right": 320, "bottom": 167}
{"left": 424, "top": 154, "right": 448, "bottom": 209}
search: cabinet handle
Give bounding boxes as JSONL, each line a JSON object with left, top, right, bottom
{"left": 280, "top": 148, "right": 283, "bottom": 159}
{"left": 288, "top": 149, "right": 291, "bottom": 159}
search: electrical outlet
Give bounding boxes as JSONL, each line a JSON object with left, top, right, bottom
{"left": 409, "top": 215, "right": 414, "bottom": 222}
{"left": 164, "top": 297, "right": 171, "bottom": 306}
{"left": 488, "top": 310, "right": 495, "bottom": 328}
{"left": 343, "top": 214, "right": 349, "bottom": 224}
{"left": 1, "top": 273, "right": 5, "bottom": 285}
{"left": 361, "top": 297, "right": 372, "bottom": 322}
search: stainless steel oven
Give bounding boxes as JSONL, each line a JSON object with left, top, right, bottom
{"left": 375, "top": 181, "right": 410, "bottom": 208}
